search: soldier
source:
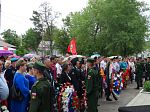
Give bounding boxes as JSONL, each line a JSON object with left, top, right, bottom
{"left": 139, "top": 57, "right": 143, "bottom": 87}
{"left": 146, "top": 56, "right": 150, "bottom": 81}
{"left": 85, "top": 58, "right": 99, "bottom": 112}
{"left": 143, "top": 58, "right": 147, "bottom": 82}
{"left": 4, "top": 58, "right": 18, "bottom": 110}
{"left": 135, "top": 59, "right": 141, "bottom": 89}
{"left": 29, "top": 61, "right": 51, "bottom": 112}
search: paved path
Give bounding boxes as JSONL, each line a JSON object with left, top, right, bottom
{"left": 97, "top": 81, "right": 141, "bottom": 112}
{"left": 126, "top": 91, "right": 150, "bottom": 106}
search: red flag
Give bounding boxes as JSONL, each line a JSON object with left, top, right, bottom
{"left": 67, "top": 37, "right": 77, "bottom": 55}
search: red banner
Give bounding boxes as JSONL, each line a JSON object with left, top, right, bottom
{"left": 67, "top": 37, "right": 77, "bottom": 55}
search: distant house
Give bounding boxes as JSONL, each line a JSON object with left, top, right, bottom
{"left": 30, "top": 41, "right": 63, "bottom": 57}
{"left": 0, "top": 40, "right": 16, "bottom": 48}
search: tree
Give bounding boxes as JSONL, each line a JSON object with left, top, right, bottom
{"left": 1, "top": 29, "right": 21, "bottom": 47}
{"left": 30, "top": 1, "right": 61, "bottom": 55}
{"left": 22, "top": 28, "right": 39, "bottom": 53}
{"left": 16, "top": 45, "right": 29, "bottom": 57}
{"left": 62, "top": 0, "right": 149, "bottom": 56}
{"left": 53, "top": 28, "right": 71, "bottom": 55}
{"left": 103, "top": 0, "right": 149, "bottom": 56}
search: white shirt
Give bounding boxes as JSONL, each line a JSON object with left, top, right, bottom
{"left": 56, "top": 63, "right": 62, "bottom": 78}
{"left": 129, "top": 62, "right": 135, "bottom": 72}
{"left": 100, "top": 60, "right": 106, "bottom": 71}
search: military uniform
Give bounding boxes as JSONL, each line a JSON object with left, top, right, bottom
{"left": 4, "top": 58, "right": 18, "bottom": 110}
{"left": 86, "top": 58, "right": 99, "bottom": 112}
{"left": 29, "top": 61, "right": 51, "bottom": 112}
{"left": 135, "top": 60, "right": 142, "bottom": 89}
{"left": 139, "top": 57, "right": 143, "bottom": 86}
{"left": 29, "top": 78, "right": 51, "bottom": 112}
{"left": 146, "top": 57, "right": 150, "bottom": 80}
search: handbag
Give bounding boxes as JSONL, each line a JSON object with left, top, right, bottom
{"left": 10, "top": 74, "right": 25, "bottom": 101}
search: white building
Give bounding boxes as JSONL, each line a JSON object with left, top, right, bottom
{"left": 30, "top": 41, "right": 63, "bottom": 57}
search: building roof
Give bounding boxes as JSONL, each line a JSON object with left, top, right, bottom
{"left": 0, "top": 40, "right": 16, "bottom": 48}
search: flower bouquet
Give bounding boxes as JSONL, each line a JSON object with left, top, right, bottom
{"left": 68, "top": 92, "right": 78, "bottom": 112}
{"left": 58, "top": 83, "right": 79, "bottom": 112}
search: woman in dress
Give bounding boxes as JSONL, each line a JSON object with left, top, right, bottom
{"left": 11, "top": 59, "right": 30, "bottom": 112}
{"left": 60, "top": 63, "right": 71, "bottom": 85}
{"left": 25, "top": 63, "right": 37, "bottom": 90}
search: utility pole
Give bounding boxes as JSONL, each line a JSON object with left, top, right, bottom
{"left": 20, "top": 35, "right": 22, "bottom": 46}
{"left": 42, "top": 21, "right": 43, "bottom": 58}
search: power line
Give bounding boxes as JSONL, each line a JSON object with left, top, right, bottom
{"left": 2, "top": 14, "right": 33, "bottom": 27}
{"left": 1, "top": 11, "right": 30, "bottom": 20}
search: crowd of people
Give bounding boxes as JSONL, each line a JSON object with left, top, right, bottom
{"left": 0, "top": 54, "right": 150, "bottom": 112}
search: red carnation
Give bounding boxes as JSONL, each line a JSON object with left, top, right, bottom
{"left": 122, "top": 80, "right": 124, "bottom": 83}
{"left": 116, "top": 86, "right": 119, "bottom": 89}
{"left": 73, "top": 97, "right": 76, "bottom": 100}
{"left": 115, "top": 75, "right": 117, "bottom": 77}
{"left": 73, "top": 93, "right": 77, "bottom": 96}
{"left": 117, "top": 79, "right": 119, "bottom": 81}
{"left": 72, "top": 103, "right": 76, "bottom": 107}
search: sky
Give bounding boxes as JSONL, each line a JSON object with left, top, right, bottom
{"left": 0, "top": 0, "right": 150, "bottom": 36}
{"left": 0, "top": 0, "right": 89, "bottom": 36}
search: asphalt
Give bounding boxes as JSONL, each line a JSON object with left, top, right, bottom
{"left": 97, "top": 81, "right": 141, "bottom": 112}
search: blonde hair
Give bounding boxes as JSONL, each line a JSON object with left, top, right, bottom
{"left": 5, "top": 60, "right": 11, "bottom": 69}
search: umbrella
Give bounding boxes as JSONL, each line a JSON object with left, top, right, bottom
{"left": 69, "top": 55, "right": 83, "bottom": 61}
{"left": 0, "top": 50, "right": 14, "bottom": 56}
{"left": 91, "top": 54, "right": 100, "bottom": 57}
{"left": 91, "top": 54, "right": 100, "bottom": 58}
{"left": 14, "top": 56, "right": 21, "bottom": 58}
{"left": 62, "top": 57, "right": 69, "bottom": 64}
{"left": 23, "top": 54, "right": 36, "bottom": 58}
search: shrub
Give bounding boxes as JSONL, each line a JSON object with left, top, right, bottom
{"left": 143, "top": 81, "right": 150, "bottom": 92}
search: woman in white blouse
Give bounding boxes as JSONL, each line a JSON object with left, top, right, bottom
{"left": 129, "top": 58, "right": 135, "bottom": 83}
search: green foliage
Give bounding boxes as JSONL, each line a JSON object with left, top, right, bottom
{"left": 1, "top": 29, "right": 20, "bottom": 47}
{"left": 30, "top": 1, "right": 61, "bottom": 55}
{"left": 16, "top": 45, "right": 29, "bottom": 57}
{"left": 143, "top": 81, "right": 150, "bottom": 92}
{"left": 22, "top": 28, "right": 39, "bottom": 52}
{"left": 53, "top": 28, "right": 71, "bottom": 55}
{"left": 61, "top": 0, "right": 149, "bottom": 56}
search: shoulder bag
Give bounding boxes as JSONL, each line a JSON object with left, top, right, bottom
{"left": 10, "top": 74, "right": 25, "bottom": 101}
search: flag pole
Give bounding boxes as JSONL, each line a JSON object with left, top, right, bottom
{"left": 42, "top": 21, "right": 43, "bottom": 58}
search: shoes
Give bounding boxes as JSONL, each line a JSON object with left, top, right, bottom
{"left": 106, "top": 98, "right": 112, "bottom": 101}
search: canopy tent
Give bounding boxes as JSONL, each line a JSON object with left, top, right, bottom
{"left": 0, "top": 40, "right": 16, "bottom": 48}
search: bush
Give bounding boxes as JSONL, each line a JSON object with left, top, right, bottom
{"left": 143, "top": 81, "right": 150, "bottom": 92}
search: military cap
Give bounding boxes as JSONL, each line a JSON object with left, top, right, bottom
{"left": 144, "top": 58, "right": 147, "bottom": 60}
{"left": 138, "top": 57, "right": 142, "bottom": 59}
{"left": 10, "top": 58, "right": 18, "bottom": 62}
{"left": 29, "top": 65, "right": 33, "bottom": 68}
{"left": 33, "top": 61, "right": 46, "bottom": 71}
{"left": 71, "top": 57, "right": 79, "bottom": 66}
{"left": 79, "top": 58, "right": 84, "bottom": 64}
{"left": 115, "top": 57, "right": 119, "bottom": 59}
{"left": 136, "top": 58, "right": 139, "bottom": 61}
{"left": 86, "top": 58, "right": 95, "bottom": 63}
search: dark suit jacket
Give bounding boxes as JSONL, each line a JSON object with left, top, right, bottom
{"left": 60, "top": 72, "right": 71, "bottom": 84}
{"left": 43, "top": 68, "right": 52, "bottom": 83}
